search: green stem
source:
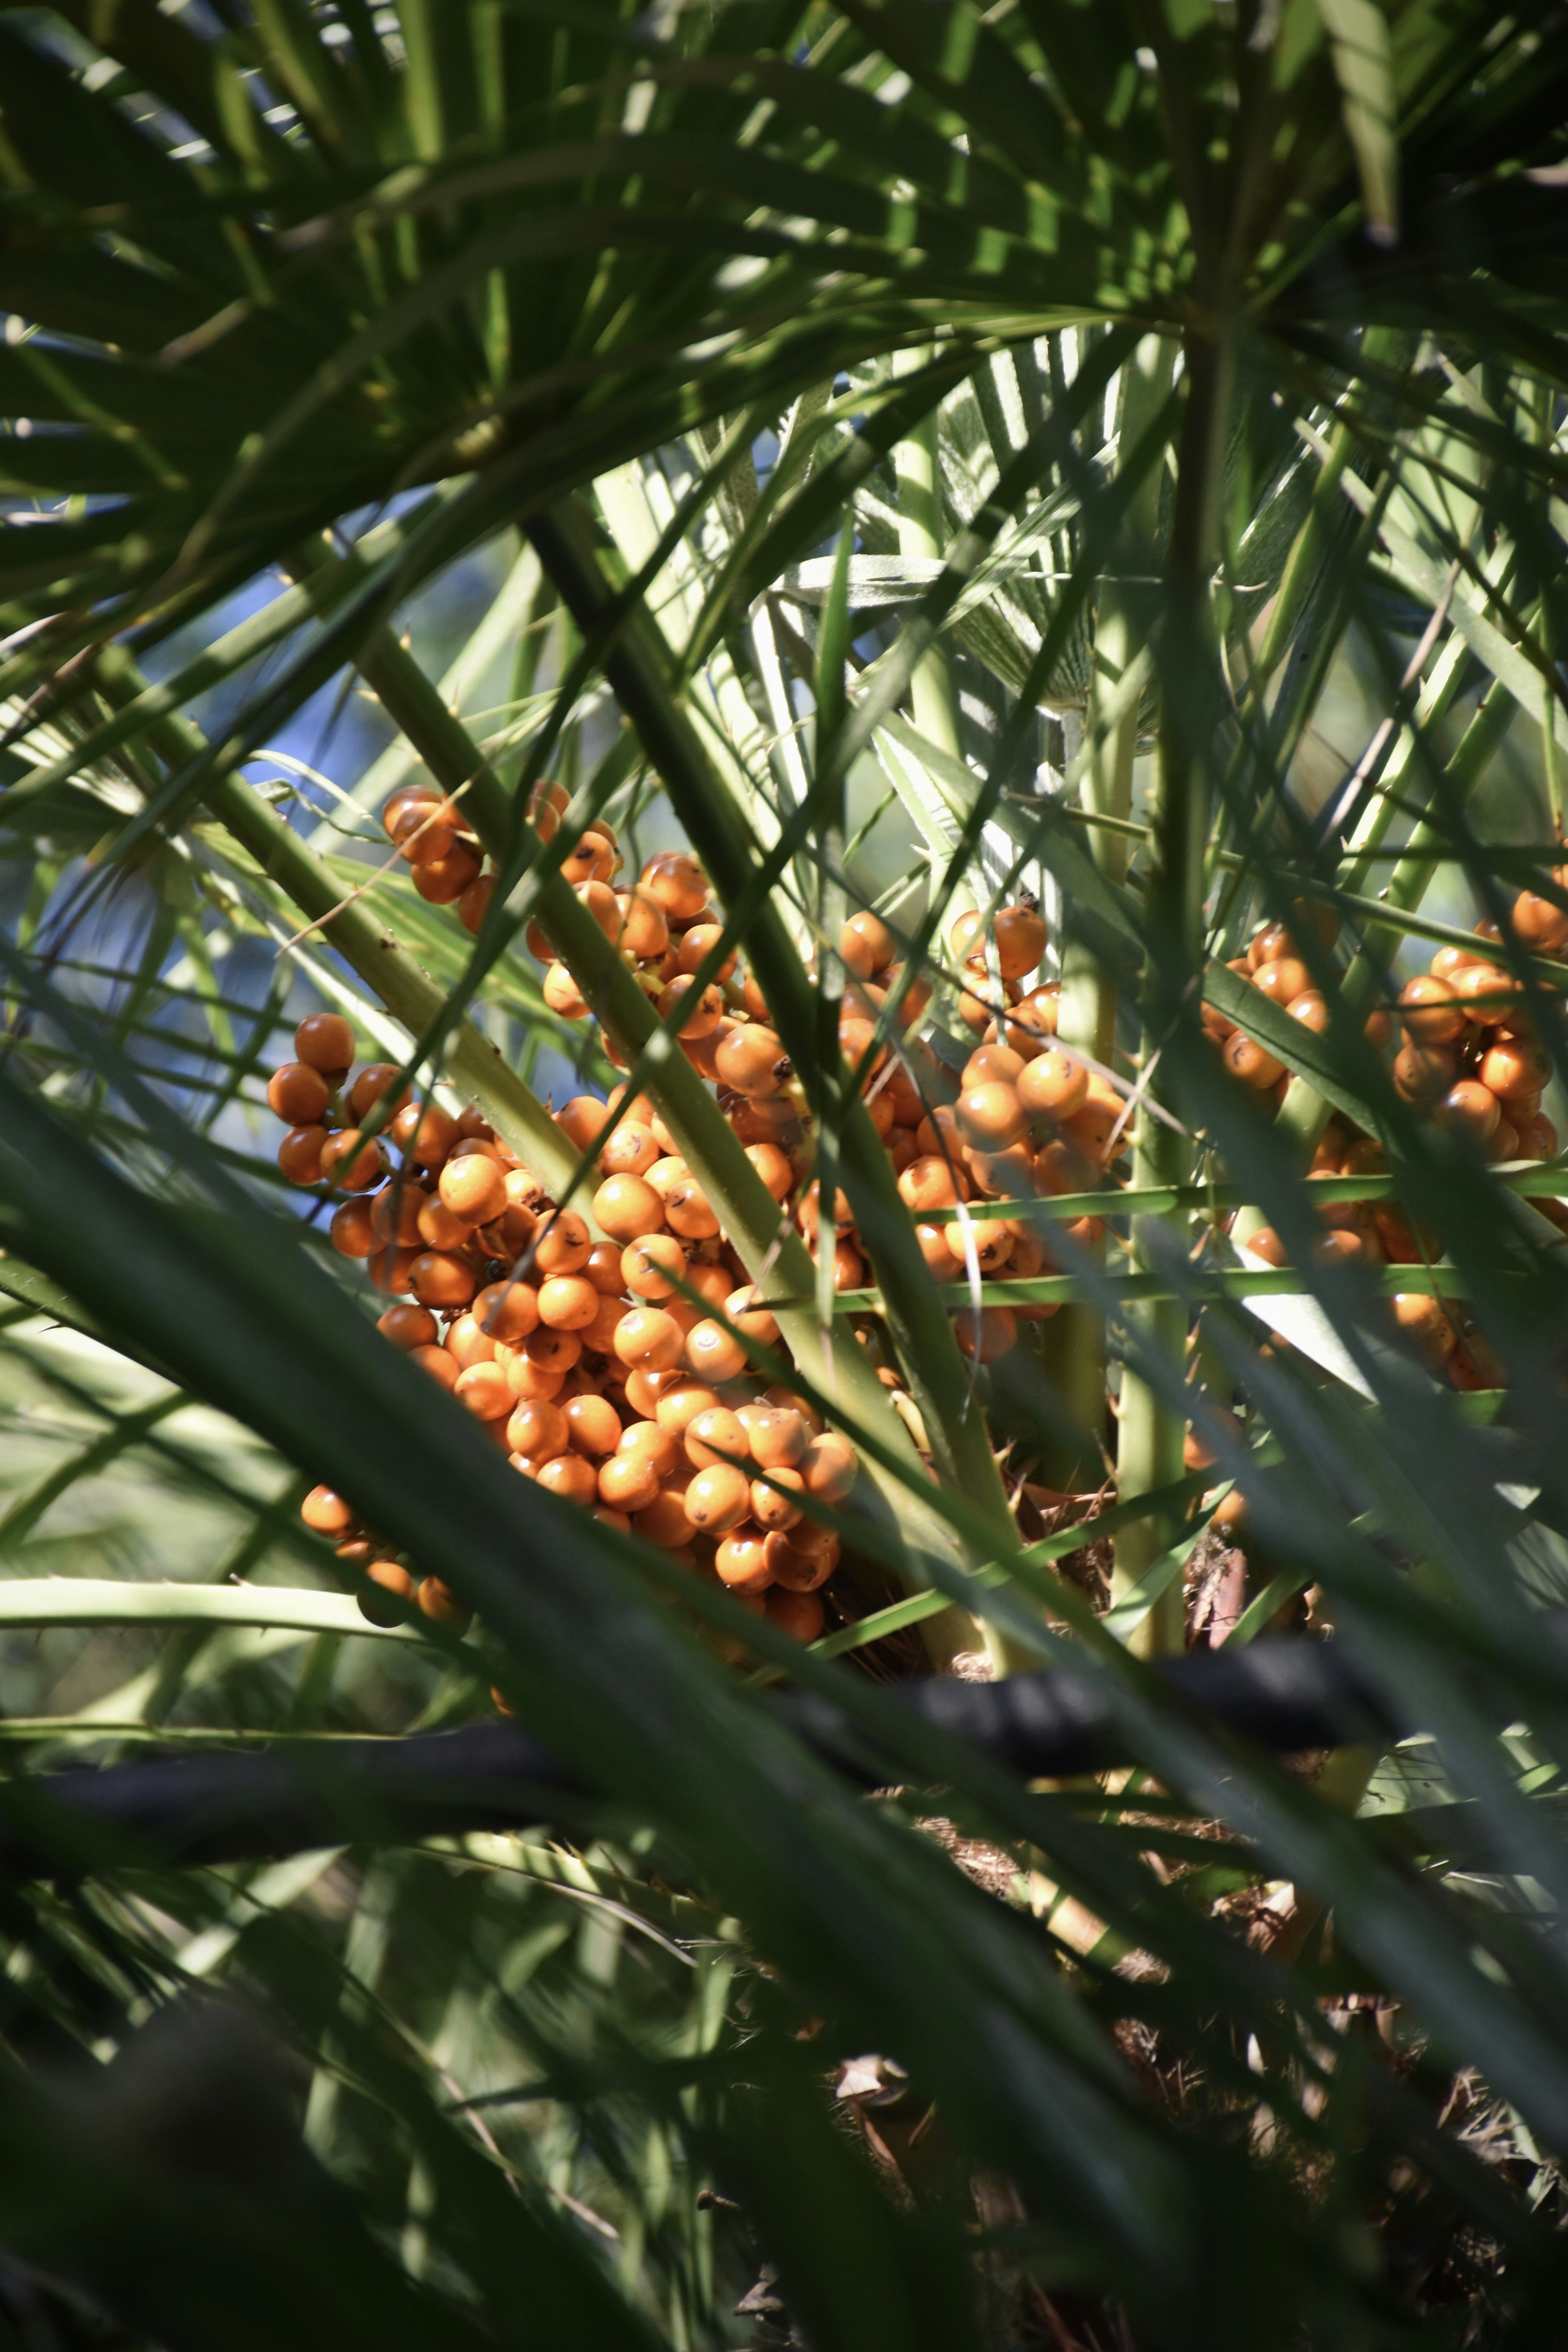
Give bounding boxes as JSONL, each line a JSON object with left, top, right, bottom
{"left": 1060, "top": 336, "right": 1175, "bottom": 1065}
{"left": 1050, "top": 337, "right": 1177, "bottom": 1494}
{"left": 1112, "top": 328, "right": 1231, "bottom": 1658}
{"left": 893, "top": 353, "right": 963, "bottom": 765}
{"left": 1206, "top": 328, "right": 1405, "bottom": 893}
{"left": 1533, "top": 376, "right": 1563, "bottom": 839}
{"left": 813, "top": 523, "right": 854, "bottom": 1345}
{"left": 1242, "top": 329, "right": 1403, "bottom": 734}
{"left": 889, "top": 355, "right": 979, "bottom": 1054}
{"left": 0, "top": 1579, "right": 413, "bottom": 1639}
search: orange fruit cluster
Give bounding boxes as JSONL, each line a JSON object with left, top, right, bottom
{"left": 484, "top": 782, "right": 1115, "bottom": 1364}
{"left": 298, "top": 1478, "right": 469, "bottom": 1629}
{"left": 1391, "top": 915, "right": 1559, "bottom": 1159}
{"left": 267, "top": 1002, "right": 858, "bottom": 1645}
{"left": 899, "top": 1000, "right": 1125, "bottom": 1362}
{"left": 298, "top": 778, "right": 1113, "bottom": 1621}
{"left": 1203, "top": 917, "right": 1394, "bottom": 1100}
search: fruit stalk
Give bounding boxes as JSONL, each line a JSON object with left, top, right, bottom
{"left": 892, "top": 352, "right": 964, "bottom": 770}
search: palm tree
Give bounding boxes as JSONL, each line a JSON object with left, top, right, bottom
{"left": 0, "top": 2, "right": 1565, "bottom": 2342}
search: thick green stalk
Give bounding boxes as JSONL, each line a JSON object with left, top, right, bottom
{"left": 1203, "top": 327, "right": 1404, "bottom": 880}
{"left": 1535, "top": 379, "right": 1563, "bottom": 839}
{"left": 1242, "top": 328, "right": 1401, "bottom": 727}
{"left": 87, "top": 648, "right": 578, "bottom": 1193}
{"left": 594, "top": 461, "right": 792, "bottom": 880}
{"left": 813, "top": 523, "right": 854, "bottom": 1345}
{"left": 1050, "top": 337, "right": 1176, "bottom": 1494}
{"left": 332, "top": 596, "right": 993, "bottom": 1668}
{"left": 1110, "top": 1127, "right": 1190, "bottom": 1658}
{"left": 1335, "top": 634, "right": 1471, "bottom": 901}
{"left": 0, "top": 1579, "right": 412, "bottom": 1640}
{"left": 527, "top": 501, "right": 1022, "bottom": 1578}
{"left": 891, "top": 354, "right": 980, "bottom": 1054}
{"left": 892, "top": 352, "right": 963, "bottom": 767}
{"left": 1112, "top": 331, "right": 1232, "bottom": 1657}
{"left": 1059, "top": 336, "right": 1175, "bottom": 1066}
